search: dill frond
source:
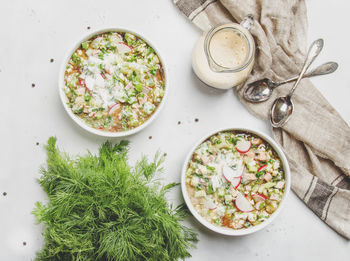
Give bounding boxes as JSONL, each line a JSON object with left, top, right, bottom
{"left": 33, "top": 137, "right": 198, "bottom": 261}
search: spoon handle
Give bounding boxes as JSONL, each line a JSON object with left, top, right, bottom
{"left": 306, "top": 61, "right": 338, "bottom": 77}
{"left": 277, "top": 61, "right": 338, "bottom": 86}
{"left": 288, "top": 39, "right": 324, "bottom": 97}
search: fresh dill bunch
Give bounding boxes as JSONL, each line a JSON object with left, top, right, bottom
{"left": 33, "top": 137, "right": 198, "bottom": 261}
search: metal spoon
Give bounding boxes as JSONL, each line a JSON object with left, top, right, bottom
{"left": 270, "top": 39, "right": 324, "bottom": 128}
{"left": 244, "top": 61, "right": 338, "bottom": 102}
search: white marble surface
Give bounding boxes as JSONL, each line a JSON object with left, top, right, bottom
{"left": 0, "top": 0, "right": 349, "bottom": 260}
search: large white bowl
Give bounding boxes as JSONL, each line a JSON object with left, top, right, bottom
{"left": 181, "top": 127, "right": 291, "bottom": 236}
{"left": 59, "top": 28, "right": 168, "bottom": 137}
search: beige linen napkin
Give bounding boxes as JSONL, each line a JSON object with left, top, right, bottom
{"left": 174, "top": 0, "right": 350, "bottom": 238}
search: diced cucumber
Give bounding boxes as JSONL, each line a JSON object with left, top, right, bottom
{"left": 247, "top": 164, "right": 258, "bottom": 172}
{"left": 258, "top": 182, "right": 276, "bottom": 193}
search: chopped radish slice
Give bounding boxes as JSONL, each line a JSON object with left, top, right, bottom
{"left": 205, "top": 201, "right": 217, "bottom": 210}
{"left": 236, "top": 139, "right": 252, "bottom": 153}
{"left": 257, "top": 165, "right": 267, "bottom": 172}
{"left": 116, "top": 42, "right": 132, "bottom": 54}
{"left": 108, "top": 103, "right": 120, "bottom": 115}
{"left": 252, "top": 193, "right": 267, "bottom": 202}
{"left": 235, "top": 193, "right": 254, "bottom": 212}
{"left": 222, "top": 164, "right": 243, "bottom": 182}
{"left": 231, "top": 177, "right": 241, "bottom": 189}
{"left": 79, "top": 79, "right": 92, "bottom": 92}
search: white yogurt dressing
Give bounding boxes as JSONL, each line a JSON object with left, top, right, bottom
{"left": 81, "top": 53, "right": 126, "bottom": 109}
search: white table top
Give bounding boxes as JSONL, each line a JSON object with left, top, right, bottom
{"left": 1, "top": 0, "right": 349, "bottom": 260}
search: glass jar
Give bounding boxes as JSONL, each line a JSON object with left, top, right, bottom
{"left": 192, "top": 15, "right": 255, "bottom": 89}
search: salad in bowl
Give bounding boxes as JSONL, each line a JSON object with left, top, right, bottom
{"left": 59, "top": 28, "right": 167, "bottom": 137}
{"left": 182, "top": 128, "right": 290, "bottom": 236}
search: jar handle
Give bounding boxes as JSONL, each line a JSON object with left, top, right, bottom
{"left": 240, "top": 14, "right": 254, "bottom": 30}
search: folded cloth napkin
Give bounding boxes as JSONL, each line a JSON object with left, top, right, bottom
{"left": 174, "top": 0, "right": 350, "bottom": 238}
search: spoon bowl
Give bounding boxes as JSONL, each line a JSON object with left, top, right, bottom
{"left": 244, "top": 61, "right": 338, "bottom": 103}
{"left": 270, "top": 38, "right": 324, "bottom": 127}
{"left": 270, "top": 96, "right": 293, "bottom": 127}
{"left": 244, "top": 78, "right": 273, "bottom": 102}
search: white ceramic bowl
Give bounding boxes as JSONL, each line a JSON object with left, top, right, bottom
{"left": 181, "top": 127, "right": 291, "bottom": 236}
{"left": 58, "top": 28, "right": 168, "bottom": 137}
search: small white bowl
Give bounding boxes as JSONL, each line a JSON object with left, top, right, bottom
{"left": 58, "top": 28, "right": 168, "bottom": 137}
{"left": 181, "top": 127, "right": 291, "bottom": 236}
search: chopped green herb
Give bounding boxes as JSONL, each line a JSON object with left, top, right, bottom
{"left": 99, "top": 63, "right": 104, "bottom": 72}
{"left": 128, "top": 55, "right": 137, "bottom": 62}
{"left": 196, "top": 183, "right": 203, "bottom": 190}
{"left": 193, "top": 173, "right": 209, "bottom": 182}
{"left": 72, "top": 53, "right": 80, "bottom": 64}
{"left": 147, "top": 47, "right": 155, "bottom": 56}
{"left": 207, "top": 183, "right": 214, "bottom": 194}
{"left": 194, "top": 159, "right": 203, "bottom": 164}
{"left": 230, "top": 137, "right": 238, "bottom": 145}
{"left": 150, "top": 69, "right": 157, "bottom": 75}
{"left": 124, "top": 33, "right": 136, "bottom": 46}
{"left": 74, "top": 107, "right": 83, "bottom": 114}
{"left": 267, "top": 159, "right": 274, "bottom": 164}
{"left": 256, "top": 171, "right": 264, "bottom": 178}
{"left": 206, "top": 165, "right": 215, "bottom": 171}
{"left": 84, "top": 94, "right": 91, "bottom": 102}
{"left": 134, "top": 83, "right": 142, "bottom": 92}
{"left": 213, "top": 218, "right": 221, "bottom": 225}
{"left": 106, "top": 42, "right": 116, "bottom": 51}
{"left": 81, "top": 41, "right": 89, "bottom": 50}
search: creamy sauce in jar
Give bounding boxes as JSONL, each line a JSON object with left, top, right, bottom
{"left": 192, "top": 23, "right": 255, "bottom": 89}
{"left": 209, "top": 29, "right": 248, "bottom": 68}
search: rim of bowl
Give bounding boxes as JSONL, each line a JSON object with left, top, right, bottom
{"left": 181, "top": 127, "right": 291, "bottom": 236}
{"left": 58, "top": 27, "right": 169, "bottom": 137}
